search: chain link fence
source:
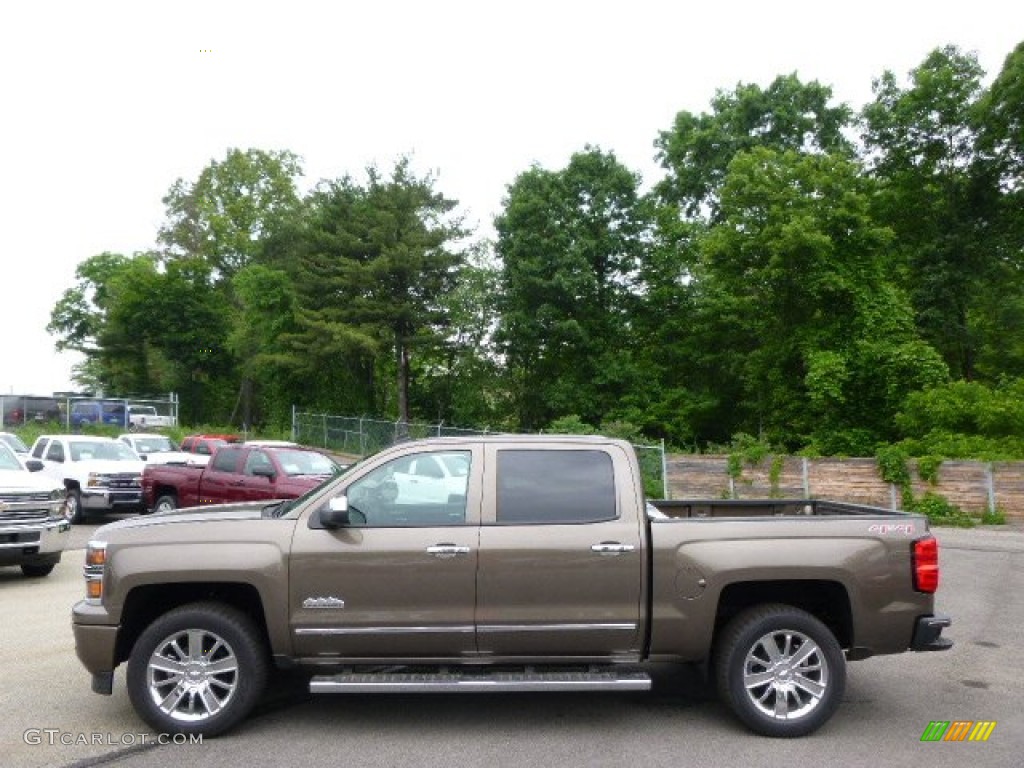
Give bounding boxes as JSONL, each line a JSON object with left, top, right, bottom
{"left": 291, "top": 409, "right": 668, "bottom": 498}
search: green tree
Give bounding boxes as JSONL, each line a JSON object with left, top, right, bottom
{"left": 693, "top": 148, "right": 947, "bottom": 450}
{"left": 861, "top": 46, "right": 994, "bottom": 380}
{"left": 287, "top": 158, "right": 467, "bottom": 423}
{"left": 654, "top": 74, "right": 853, "bottom": 222}
{"left": 159, "top": 148, "right": 303, "bottom": 278}
{"left": 495, "top": 147, "right": 650, "bottom": 429}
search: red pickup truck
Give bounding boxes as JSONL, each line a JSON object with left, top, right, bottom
{"left": 142, "top": 443, "right": 339, "bottom": 513}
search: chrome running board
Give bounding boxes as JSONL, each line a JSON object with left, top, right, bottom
{"left": 310, "top": 668, "right": 651, "bottom": 694}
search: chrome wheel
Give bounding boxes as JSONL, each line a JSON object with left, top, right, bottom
{"left": 146, "top": 628, "right": 239, "bottom": 723}
{"left": 742, "top": 629, "right": 828, "bottom": 721}
{"left": 716, "top": 604, "right": 845, "bottom": 737}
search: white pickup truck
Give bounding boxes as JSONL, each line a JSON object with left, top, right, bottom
{"left": 126, "top": 406, "right": 175, "bottom": 430}
{"left": 30, "top": 435, "right": 146, "bottom": 523}
{"left": 0, "top": 441, "right": 70, "bottom": 577}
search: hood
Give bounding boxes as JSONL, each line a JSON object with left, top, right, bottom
{"left": 94, "top": 500, "right": 277, "bottom": 536}
{"left": 0, "top": 467, "right": 63, "bottom": 494}
{"left": 140, "top": 451, "right": 193, "bottom": 465}
{"left": 72, "top": 458, "right": 146, "bottom": 474}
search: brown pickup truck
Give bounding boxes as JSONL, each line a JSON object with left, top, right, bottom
{"left": 72, "top": 436, "right": 951, "bottom": 739}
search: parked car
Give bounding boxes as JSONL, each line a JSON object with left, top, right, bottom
{"left": 118, "top": 433, "right": 192, "bottom": 465}
{"left": 142, "top": 443, "right": 339, "bottom": 513}
{"left": 126, "top": 405, "right": 175, "bottom": 430}
{"left": 2, "top": 396, "right": 62, "bottom": 426}
{"left": 0, "top": 431, "right": 30, "bottom": 455}
{"left": 178, "top": 434, "right": 242, "bottom": 466}
{"left": 30, "top": 435, "right": 146, "bottom": 523}
{"left": 0, "top": 441, "right": 71, "bottom": 577}
{"left": 70, "top": 401, "right": 128, "bottom": 428}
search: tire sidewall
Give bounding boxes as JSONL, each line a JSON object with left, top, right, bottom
{"left": 127, "top": 604, "right": 267, "bottom": 737}
{"left": 716, "top": 605, "right": 846, "bottom": 738}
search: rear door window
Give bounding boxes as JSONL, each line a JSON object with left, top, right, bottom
{"left": 495, "top": 449, "right": 616, "bottom": 524}
{"left": 211, "top": 446, "right": 242, "bottom": 472}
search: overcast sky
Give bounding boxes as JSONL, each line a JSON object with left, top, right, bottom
{"left": 1, "top": 0, "right": 1021, "bottom": 396}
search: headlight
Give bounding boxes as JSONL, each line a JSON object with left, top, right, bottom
{"left": 87, "top": 472, "right": 108, "bottom": 488}
{"left": 84, "top": 541, "right": 107, "bottom": 603}
{"left": 49, "top": 488, "right": 69, "bottom": 519}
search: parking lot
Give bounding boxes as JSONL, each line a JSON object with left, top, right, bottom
{"left": 1, "top": 517, "right": 1021, "bottom": 768}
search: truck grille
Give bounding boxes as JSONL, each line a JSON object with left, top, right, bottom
{"left": 106, "top": 473, "right": 142, "bottom": 489}
{"left": 0, "top": 493, "right": 52, "bottom": 522}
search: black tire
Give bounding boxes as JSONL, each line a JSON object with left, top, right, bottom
{"left": 152, "top": 494, "right": 177, "bottom": 515}
{"left": 66, "top": 489, "right": 85, "bottom": 524}
{"left": 714, "top": 603, "right": 845, "bottom": 738}
{"left": 127, "top": 602, "right": 268, "bottom": 737}
{"left": 21, "top": 562, "right": 56, "bottom": 578}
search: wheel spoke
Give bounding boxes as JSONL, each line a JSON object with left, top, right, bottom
{"left": 150, "top": 654, "right": 188, "bottom": 678}
{"left": 186, "top": 630, "right": 205, "bottom": 661}
{"left": 760, "top": 635, "right": 784, "bottom": 663}
{"left": 158, "top": 684, "right": 189, "bottom": 715}
{"left": 198, "top": 685, "right": 224, "bottom": 716}
{"left": 792, "top": 673, "right": 825, "bottom": 699}
{"left": 744, "top": 670, "right": 776, "bottom": 688}
{"left": 206, "top": 657, "right": 238, "bottom": 676}
{"left": 789, "top": 639, "right": 820, "bottom": 668}
{"left": 773, "top": 690, "right": 790, "bottom": 718}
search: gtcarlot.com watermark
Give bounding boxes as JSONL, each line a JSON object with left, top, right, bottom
{"left": 24, "top": 729, "right": 202, "bottom": 746}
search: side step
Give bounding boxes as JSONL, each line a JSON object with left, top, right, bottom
{"left": 310, "top": 668, "right": 652, "bottom": 694}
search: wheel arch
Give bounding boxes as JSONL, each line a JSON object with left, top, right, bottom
{"left": 116, "top": 582, "right": 271, "bottom": 666}
{"left": 712, "top": 579, "right": 853, "bottom": 653}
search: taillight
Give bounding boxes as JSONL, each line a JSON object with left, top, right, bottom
{"left": 912, "top": 537, "right": 939, "bottom": 593}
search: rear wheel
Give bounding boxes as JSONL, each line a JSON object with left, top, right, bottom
{"left": 153, "top": 494, "right": 177, "bottom": 514}
{"left": 127, "top": 603, "right": 268, "bottom": 737}
{"left": 715, "top": 604, "right": 845, "bottom": 738}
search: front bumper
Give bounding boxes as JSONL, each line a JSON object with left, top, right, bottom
{"left": 72, "top": 600, "right": 120, "bottom": 694}
{"left": 0, "top": 517, "right": 71, "bottom": 565}
{"left": 911, "top": 613, "right": 954, "bottom": 652}
{"left": 81, "top": 488, "right": 143, "bottom": 511}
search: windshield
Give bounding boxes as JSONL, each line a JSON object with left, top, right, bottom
{"left": 0, "top": 432, "right": 29, "bottom": 453}
{"left": 134, "top": 436, "right": 178, "bottom": 453}
{"left": 0, "top": 442, "right": 22, "bottom": 470}
{"left": 70, "top": 441, "right": 139, "bottom": 461}
{"left": 276, "top": 449, "right": 339, "bottom": 476}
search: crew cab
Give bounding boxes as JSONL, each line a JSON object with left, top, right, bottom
{"left": 30, "top": 435, "right": 146, "bottom": 523}
{"left": 0, "top": 441, "right": 70, "bottom": 577}
{"left": 73, "top": 436, "right": 952, "bottom": 739}
{"left": 141, "top": 443, "right": 339, "bottom": 513}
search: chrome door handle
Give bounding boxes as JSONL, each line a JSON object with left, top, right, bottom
{"left": 591, "top": 543, "right": 635, "bottom": 555}
{"left": 426, "top": 544, "right": 471, "bottom": 559}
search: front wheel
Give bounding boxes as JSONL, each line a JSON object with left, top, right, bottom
{"left": 714, "top": 604, "right": 845, "bottom": 738}
{"left": 126, "top": 603, "right": 268, "bottom": 737}
{"left": 21, "top": 562, "right": 56, "bottom": 578}
{"left": 66, "top": 489, "right": 84, "bottom": 524}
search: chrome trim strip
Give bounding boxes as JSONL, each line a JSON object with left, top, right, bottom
{"left": 295, "top": 625, "right": 476, "bottom": 636}
{"left": 477, "top": 623, "right": 637, "bottom": 633}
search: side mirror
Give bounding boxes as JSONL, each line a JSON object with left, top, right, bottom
{"left": 319, "top": 496, "right": 366, "bottom": 529}
{"left": 252, "top": 465, "right": 276, "bottom": 479}
{"left": 25, "top": 459, "right": 44, "bottom": 472}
